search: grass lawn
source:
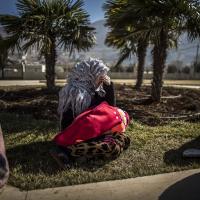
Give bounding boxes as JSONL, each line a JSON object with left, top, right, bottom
{"left": 1, "top": 112, "right": 200, "bottom": 190}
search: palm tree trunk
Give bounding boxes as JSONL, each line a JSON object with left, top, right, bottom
{"left": 1, "top": 66, "right": 4, "bottom": 80}
{"left": 0, "top": 54, "right": 6, "bottom": 80}
{"left": 151, "top": 29, "right": 168, "bottom": 102}
{"left": 45, "top": 40, "right": 56, "bottom": 91}
{"left": 135, "top": 39, "right": 148, "bottom": 90}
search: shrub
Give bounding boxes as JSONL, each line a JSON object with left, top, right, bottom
{"left": 167, "top": 64, "right": 177, "bottom": 73}
{"left": 193, "top": 62, "right": 200, "bottom": 73}
{"left": 126, "top": 65, "right": 134, "bottom": 72}
{"left": 182, "top": 66, "right": 190, "bottom": 74}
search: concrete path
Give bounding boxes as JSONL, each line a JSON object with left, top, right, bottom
{"left": 1, "top": 169, "right": 200, "bottom": 200}
{"left": 0, "top": 80, "right": 45, "bottom": 87}
{"left": 145, "top": 83, "right": 200, "bottom": 89}
{"left": 0, "top": 80, "right": 200, "bottom": 89}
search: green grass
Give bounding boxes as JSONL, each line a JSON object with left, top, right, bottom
{"left": 1, "top": 112, "right": 200, "bottom": 190}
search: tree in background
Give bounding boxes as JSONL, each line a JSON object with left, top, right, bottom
{"left": 0, "top": 35, "right": 9, "bottom": 80}
{"left": 167, "top": 64, "right": 178, "bottom": 74}
{"left": 104, "top": 0, "right": 200, "bottom": 101}
{"left": 0, "top": 0, "right": 95, "bottom": 90}
{"left": 104, "top": 0, "right": 148, "bottom": 90}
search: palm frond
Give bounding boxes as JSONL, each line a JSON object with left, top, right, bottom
{"left": 0, "top": 0, "right": 95, "bottom": 56}
{"left": 16, "top": 0, "right": 41, "bottom": 15}
{"left": 115, "top": 45, "right": 133, "bottom": 67}
{"left": 104, "top": 0, "right": 200, "bottom": 51}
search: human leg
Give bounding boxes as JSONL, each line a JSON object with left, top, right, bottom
{"left": 0, "top": 126, "right": 9, "bottom": 188}
{"left": 51, "top": 133, "right": 130, "bottom": 169}
{"left": 66, "top": 133, "right": 130, "bottom": 159}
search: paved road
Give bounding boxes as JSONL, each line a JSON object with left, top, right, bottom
{"left": 1, "top": 169, "right": 200, "bottom": 200}
{"left": 0, "top": 80, "right": 200, "bottom": 89}
{"left": 0, "top": 80, "right": 45, "bottom": 87}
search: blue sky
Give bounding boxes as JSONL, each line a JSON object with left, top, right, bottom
{"left": 0, "top": 0, "right": 106, "bottom": 22}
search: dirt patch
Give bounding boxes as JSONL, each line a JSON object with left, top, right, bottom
{"left": 116, "top": 84, "right": 200, "bottom": 125}
{"left": 0, "top": 85, "right": 200, "bottom": 126}
{"left": 0, "top": 86, "right": 60, "bottom": 121}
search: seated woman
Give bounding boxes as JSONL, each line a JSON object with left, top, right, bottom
{"left": 51, "top": 58, "right": 130, "bottom": 168}
{"left": 0, "top": 125, "right": 9, "bottom": 188}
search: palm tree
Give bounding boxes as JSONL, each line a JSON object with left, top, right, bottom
{"left": 104, "top": 0, "right": 200, "bottom": 101}
{"left": 134, "top": 39, "right": 148, "bottom": 90}
{"left": 0, "top": 35, "right": 9, "bottom": 80}
{"left": 105, "top": 29, "right": 147, "bottom": 90}
{"left": 104, "top": 0, "right": 148, "bottom": 90}
{"left": 0, "top": 0, "right": 95, "bottom": 90}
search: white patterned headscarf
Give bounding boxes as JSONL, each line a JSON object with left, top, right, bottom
{"left": 58, "top": 58, "right": 109, "bottom": 118}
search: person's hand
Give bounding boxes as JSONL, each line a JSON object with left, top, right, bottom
{"left": 96, "top": 75, "right": 111, "bottom": 87}
{"left": 102, "top": 75, "right": 111, "bottom": 85}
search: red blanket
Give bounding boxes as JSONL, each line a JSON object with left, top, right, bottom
{"left": 54, "top": 101, "right": 124, "bottom": 147}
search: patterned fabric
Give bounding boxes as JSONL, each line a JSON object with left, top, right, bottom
{"left": 54, "top": 64, "right": 131, "bottom": 162}
{"left": 65, "top": 133, "right": 130, "bottom": 159}
{"left": 111, "top": 109, "right": 129, "bottom": 133}
{"left": 60, "top": 82, "right": 116, "bottom": 132}
{"left": 54, "top": 101, "right": 130, "bottom": 147}
{"left": 57, "top": 58, "right": 109, "bottom": 118}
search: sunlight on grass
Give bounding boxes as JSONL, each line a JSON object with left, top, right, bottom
{"left": 1, "top": 112, "right": 200, "bottom": 190}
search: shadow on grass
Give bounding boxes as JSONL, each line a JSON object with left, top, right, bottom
{"left": 0, "top": 112, "right": 58, "bottom": 134}
{"left": 0, "top": 86, "right": 60, "bottom": 102}
{"left": 6, "top": 141, "right": 112, "bottom": 175}
{"left": 159, "top": 173, "right": 200, "bottom": 200}
{"left": 163, "top": 136, "right": 200, "bottom": 166}
{"left": 7, "top": 141, "right": 61, "bottom": 175}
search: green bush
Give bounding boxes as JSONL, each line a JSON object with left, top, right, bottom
{"left": 182, "top": 66, "right": 190, "bottom": 74}
{"left": 193, "top": 62, "right": 200, "bottom": 73}
{"left": 167, "top": 64, "right": 177, "bottom": 73}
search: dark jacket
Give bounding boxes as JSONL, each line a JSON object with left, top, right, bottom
{"left": 60, "top": 82, "right": 116, "bottom": 131}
